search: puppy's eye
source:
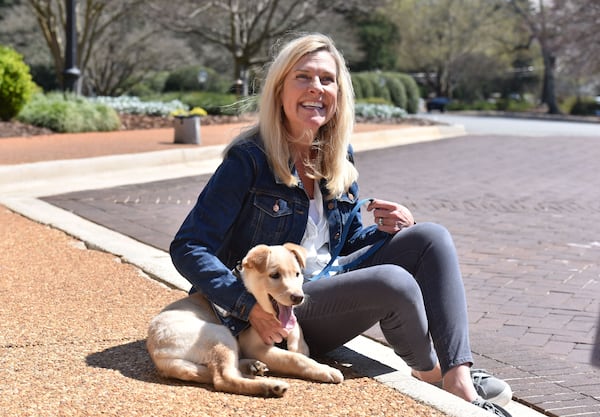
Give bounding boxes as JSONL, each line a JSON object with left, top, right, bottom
{"left": 270, "top": 272, "right": 281, "bottom": 280}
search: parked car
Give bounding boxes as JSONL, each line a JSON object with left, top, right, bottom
{"left": 426, "top": 97, "right": 451, "bottom": 112}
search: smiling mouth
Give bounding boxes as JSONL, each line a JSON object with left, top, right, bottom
{"left": 301, "top": 101, "right": 324, "bottom": 110}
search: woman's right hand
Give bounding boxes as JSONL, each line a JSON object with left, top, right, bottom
{"left": 248, "top": 303, "right": 289, "bottom": 345}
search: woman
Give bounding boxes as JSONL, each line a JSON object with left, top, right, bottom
{"left": 170, "top": 32, "right": 511, "bottom": 416}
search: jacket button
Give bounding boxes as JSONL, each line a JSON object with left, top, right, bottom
{"left": 273, "top": 203, "right": 280, "bottom": 212}
{"left": 348, "top": 193, "right": 354, "bottom": 200}
{"left": 334, "top": 232, "right": 340, "bottom": 239}
{"left": 327, "top": 202, "right": 334, "bottom": 210}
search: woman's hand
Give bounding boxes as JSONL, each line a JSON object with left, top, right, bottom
{"left": 367, "top": 198, "right": 415, "bottom": 234}
{"left": 248, "top": 303, "right": 289, "bottom": 345}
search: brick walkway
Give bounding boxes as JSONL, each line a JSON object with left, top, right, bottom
{"left": 43, "top": 133, "right": 600, "bottom": 416}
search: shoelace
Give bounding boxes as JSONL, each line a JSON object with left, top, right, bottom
{"left": 472, "top": 398, "right": 512, "bottom": 417}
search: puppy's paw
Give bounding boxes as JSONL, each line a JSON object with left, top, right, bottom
{"left": 249, "top": 360, "right": 269, "bottom": 376}
{"left": 265, "top": 379, "right": 289, "bottom": 397}
{"left": 323, "top": 365, "right": 344, "bottom": 384}
{"left": 239, "top": 359, "right": 269, "bottom": 376}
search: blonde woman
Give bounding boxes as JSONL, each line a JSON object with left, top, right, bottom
{"left": 171, "top": 32, "right": 511, "bottom": 416}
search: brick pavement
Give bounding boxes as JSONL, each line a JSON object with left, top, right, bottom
{"left": 43, "top": 133, "right": 600, "bottom": 416}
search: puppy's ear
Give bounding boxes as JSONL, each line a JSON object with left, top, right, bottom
{"left": 283, "top": 242, "right": 307, "bottom": 269}
{"left": 242, "top": 244, "right": 270, "bottom": 273}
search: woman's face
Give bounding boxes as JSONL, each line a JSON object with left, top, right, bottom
{"left": 280, "top": 50, "right": 338, "bottom": 142}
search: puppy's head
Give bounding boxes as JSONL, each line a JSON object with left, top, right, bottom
{"left": 241, "top": 243, "right": 307, "bottom": 324}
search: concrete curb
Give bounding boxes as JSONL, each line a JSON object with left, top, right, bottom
{"left": 0, "top": 145, "right": 226, "bottom": 191}
{"left": 0, "top": 124, "right": 546, "bottom": 417}
{"left": 0, "top": 124, "right": 465, "bottom": 191}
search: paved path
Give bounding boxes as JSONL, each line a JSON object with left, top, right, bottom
{"left": 40, "top": 132, "right": 600, "bottom": 416}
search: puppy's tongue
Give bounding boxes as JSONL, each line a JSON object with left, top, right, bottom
{"left": 277, "top": 303, "right": 297, "bottom": 332}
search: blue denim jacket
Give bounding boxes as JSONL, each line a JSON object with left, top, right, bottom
{"left": 170, "top": 132, "right": 386, "bottom": 335}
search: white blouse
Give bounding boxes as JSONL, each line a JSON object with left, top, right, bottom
{"left": 300, "top": 182, "right": 339, "bottom": 279}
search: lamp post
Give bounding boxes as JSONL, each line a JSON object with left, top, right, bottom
{"left": 63, "top": 0, "right": 80, "bottom": 93}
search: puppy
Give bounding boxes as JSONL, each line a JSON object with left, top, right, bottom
{"left": 146, "top": 243, "right": 343, "bottom": 397}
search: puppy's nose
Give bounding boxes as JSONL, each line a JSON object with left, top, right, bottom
{"left": 290, "top": 294, "right": 304, "bottom": 305}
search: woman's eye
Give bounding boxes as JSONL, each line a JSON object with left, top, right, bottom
{"left": 270, "top": 272, "right": 281, "bottom": 280}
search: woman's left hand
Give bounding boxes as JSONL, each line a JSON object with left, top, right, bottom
{"left": 367, "top": 199, "right": 415, "bottom": 234}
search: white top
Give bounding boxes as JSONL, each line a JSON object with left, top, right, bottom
{"left": 300, "top": 181, "right": 338, "bottom": 279}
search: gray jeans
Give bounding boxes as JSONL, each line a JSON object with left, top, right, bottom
{"left": 295, "top": 222, "right": 473, "bottom": 375}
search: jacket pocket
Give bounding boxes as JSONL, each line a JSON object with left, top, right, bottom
{"left": 243, "top": 193, "right": 295, "bottom": 246}
{"left": 253, "top": 194, "right": 293, "bottom": 218}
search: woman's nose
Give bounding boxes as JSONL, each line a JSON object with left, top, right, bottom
{"left": 308, "top": 77, "right": 324, "bottom": 93}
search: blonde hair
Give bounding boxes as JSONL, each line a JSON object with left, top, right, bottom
{"left": 229, "top": 33, "right": 357, "bottom": 199}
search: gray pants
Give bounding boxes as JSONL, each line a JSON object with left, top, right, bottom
{"left": 295, "top": 222, "right": 473, "bottom": 375}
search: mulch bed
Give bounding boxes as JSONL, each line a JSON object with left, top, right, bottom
{"left": 0, "top": 113, "right": 439, "bottom": 139}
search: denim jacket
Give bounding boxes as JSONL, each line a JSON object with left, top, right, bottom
{"left": 170, "top": 132, "right": 387, "bottom": 335}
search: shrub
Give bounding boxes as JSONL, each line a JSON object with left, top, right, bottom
{"left": 351, "top": 75, "right": 364, "bottom": 99}
{"left": 447, "top": 100, "right": 495, "bottom": 111}
{"left": 394, "top": 74, "right": 420, "bottom": 114}
{"left": 163, "top": 65, "right": 230, "bottom": 93}
{"left": 352, "top": 72, "right": 419, "bottom": 114}
{"left": 90, "top": 95, "right": 186, "bottom": 116}
{"left": 380, "top": 74, "right": 407, "bottom": 110}
{"left": 355, "top": 103, "right": 407, "bottom": 120}
{"left": 356, "top": 97, "right": 393, "bottom": 106}
{"left": 0, "top": 45, "right": 38, "bottom": 121}
{"left": 569, "top": 97, "right": 600, "bottom": 116}
{"left": 353, "top": 73, "right": 375, "bottom": 98}
{"left": 18, "top": 92, "right": 120, "bottom": 133}
{"left": 495, "top": 98, "right": 533, "bottom": 112}
{"left": 177, "top": 91, "right": 256, "bottom": 115}
{"left": 364, "top": 73, "right": 392, "bottom": 103}
{"left": 129, "top": 71, "right": 170, "bottom": 97}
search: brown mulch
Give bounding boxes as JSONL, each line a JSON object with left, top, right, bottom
{"left": 0, "top": 113, "right": 440, "bottom": 139}
{"left": 0, "top": 114, "right": 258, "bottom": 139}
{"left": 0, "top": 206, "right": 449, "bottom": 417}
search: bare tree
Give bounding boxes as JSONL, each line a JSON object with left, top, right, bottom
{"left": 147, "top": 0, "right": 382, "bottom": 95}
{"left": 83, "top": 16, "right": 194, "bottom": 95}
{"left": 505, "top": 0, "right": 565, "bottom": 113}
{"left": 550, "top": 0, "right": 600, "bottom": 93}
{"left": 25, "top": 0, "right": 145, "bottom": 90}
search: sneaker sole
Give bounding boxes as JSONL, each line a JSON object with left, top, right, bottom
{"left": 485, "top": 385, "right": 513, "bottom": 407}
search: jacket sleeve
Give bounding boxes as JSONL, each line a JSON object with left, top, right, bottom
{"left": 340, "top": 147, "right": 389, "bottom": 254}
{"left": 169, "top": 144, "right": 257, "bottom": 322}
{"left": 342, "top": 187, "right": 388, "bottom": 255}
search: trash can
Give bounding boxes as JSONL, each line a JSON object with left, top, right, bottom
{"left": 174, "top": 116, "right": 201, "bottom": 144}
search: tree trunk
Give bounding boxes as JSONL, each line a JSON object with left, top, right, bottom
{"left": 541, "top": 48, "right": 561, "bottom": 114}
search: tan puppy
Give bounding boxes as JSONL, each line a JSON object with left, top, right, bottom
{"left": 146, "top": 243, "right": 343, "bottom": 397}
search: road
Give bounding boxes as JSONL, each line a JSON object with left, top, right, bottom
{"left": 419, "top": 112, "right": 599, "bottom": 137}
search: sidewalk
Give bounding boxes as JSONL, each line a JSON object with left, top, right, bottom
{"left": 1, "top": 119, "right": 590, "bottom": 416}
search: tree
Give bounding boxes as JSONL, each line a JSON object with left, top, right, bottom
{"left": 347, "top": 9, "right": 400, "bottom": 71}
{"left": 4, "top": 0, "right": 193, "bottom": 95}
{"left": 0, "top": 0, "right": 20, "bottom": 15}
{"left": 505, "top": 0, "right": 562, "bottom": 113}
{"left": 388, "top": 0, "right": 506, "bottom": 98}
{"left": 147, "top": 0, "right": 384, "bottom": 95}
{"left": 82, "top": 14, "right": 193, "bottom": 95}
{"left": 25, "top": 0, "right": 144, "bottom": 90}
{"left": 549, "top": 0, "right": 600, "bottom": 94}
